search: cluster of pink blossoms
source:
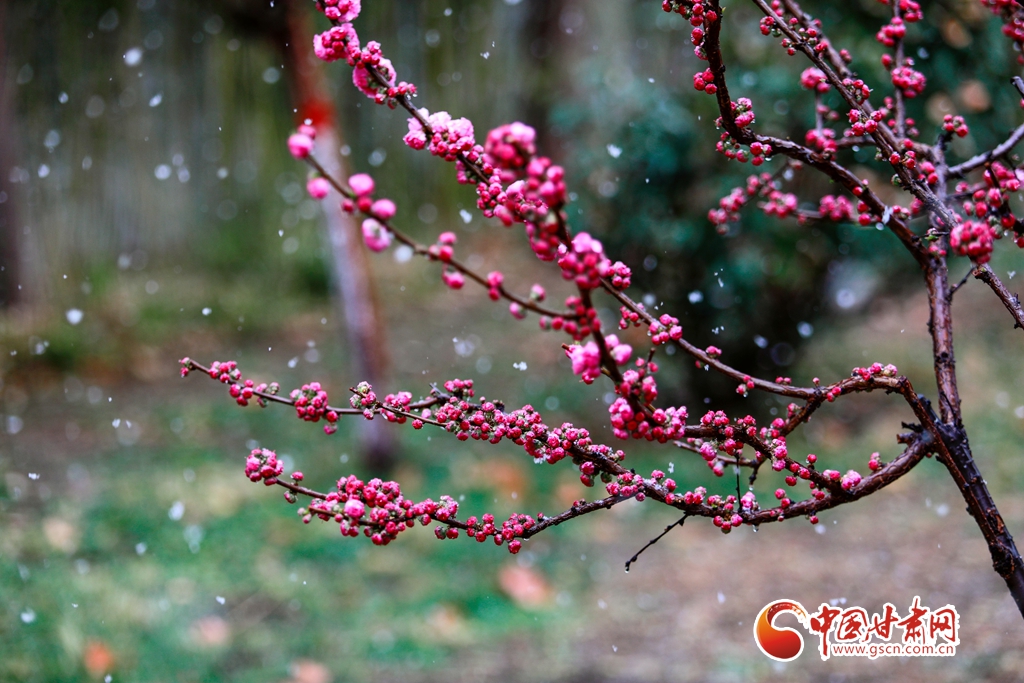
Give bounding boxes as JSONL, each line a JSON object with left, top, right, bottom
{"left": 246, "top": 448, "right": 284, "bottom": 484}
{"left": 504, "top": 161, "right": 568, "bottom": 259}
{"left": 403, "top": 109, "right": 478, "bottom": 162}
{"left": 483, "top": 122, "right": 537, "bottom": 182}
{"left": 818, "top": 195, "right": 854, "bottom": 222}
{"left": 609, "top": 398, "right": 688, "bottom": 443}
{"left": 287, "top": 123, "right": 318, "bottom": 159}
{"left": 304, "top": 473, "right": 455, "bottom": 546}
{"left": 846, "top": 108, "right": 884, "bottom": 137}
{"left": 291, "top": 382, "right": 339, "bottom": 433}
{"left": 950, "top": 220, "right": 998, "bottom": 264}
{"left": 264, "top": 461, "right": 536, "bottom": 553}
{"left": 709, "top": 173, "right": 795, "bottom": 229}
{"left": 432, "top": 512, "right": 541, "bottom": 554}
{"left": 889, "top": 65, "right": 926, "bottom": 98}
{"left": 728, "top": 98, "right": 756, "bottom": 129}
{"left": 648, "top": 313, "right": 683, "bottom": 346}
{"left": 805, "top": 128, "right": 837, "bottom": 155}
{"left": 401, "top": 113, "right": 578, "bottom": 283}
{"left": 715, "top": 135, "right": 772, "bottom": 165}
{"left": 607, "top": 358, "right": 691, "bottom": 443}
{"left": 944, "top": 163, "right": 1024, "bottom": 257}
{"left": 873, "top": 2, "right": 926, "bottom": 97}
{"left": 318, "top": 0, "right": 361, "bottom": 22}
{"left": 557, "top": 233, "right": 610, "bottom": 290}
{"left": 982, "top": 0, "right": 1024, "bottom": 63}
{"left": 662, "top": 1, "right": 719, "bottom": 60}
{"left": 851, "top": 362, "right": 899, "bottom": 381}
{"left": 567, "top": 334, "right": 633, "bottom": 384}
{"left": 285, "top": 123, "right": 403, "bottom": 254}
{"left": 536, "top": 296, "right": 597, "bottom": 341}
{"left": 692, "top": 68, "right": 717, "bottom": 95}
{"left": 875, "top": 16, "right": 907, "bottom": 47}
{"left": 942, "top": 114, "right": 969, "bottom": 138}
{"left": 799, "top": 67, "right": 830, "bottom": 93}
{"left": 343, "top": 173, "right": 397, "bottom": 251}
{"left": 380, "top": 391, "right": 413, "bottom": 423}
{"left": 310, "top": 4, "right": 415, "bottom": 106}
{"left": 762, "top": 189, "right": 799, "bottom": 219}
{"left": 312, "top": 24, "right": 360, "bottom": 65}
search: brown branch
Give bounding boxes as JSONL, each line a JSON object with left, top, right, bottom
{"left": 703, "top": 0, "right": 929, "bottom": 267}
{"left": 303, "top": 154, "right": 572, "bottom": 320}
{"left": 185, "top": 359, "right": 447, "bottom": 418}
{"left": 743, "top": 435, "right": 932, "bottom": 523}
{"left": 624, "top": 514, "right": 688, "bottom": 572}
{"left": 746, "top": 0, "right": 959, "bottom": 239}
{"left": 974, "top": 264, "right": 1024, "bottom": 331}
{"left": 947, "top": 78, "right": 1024, "bottom": 178}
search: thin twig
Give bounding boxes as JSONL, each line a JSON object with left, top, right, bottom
{"left": 948, "top": 267, "right": 973, "bottom": 301}
{"left": 625, "top": 515, "right": 688, "bottom": 573}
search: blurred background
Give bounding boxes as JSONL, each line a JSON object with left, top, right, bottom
{"left": 2, "top": 0, "right": 1024, "bottom": 680}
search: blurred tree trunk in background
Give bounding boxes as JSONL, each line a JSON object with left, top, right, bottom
{"left": 522, "top": 0, "right": 568, "bottom": 154}
{"left": 283, "top": 3, "right": 396, "bottom": 473}
{"left": 0, "top": 0, "right": 22, "bottom": 309}
{"left": 221, "top": 0, "right": 396, "bottom": 472}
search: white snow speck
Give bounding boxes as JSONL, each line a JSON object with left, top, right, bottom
{"left": 135, "top": 542, "right": 147, "bottom": 555}
{"left": 606, "top": 144, "right": 622, "bottom": 159}
{"left": 394, "top": 244, "right": 414, "bottom": 263}
{"left": 459, "top": 209, "right": 473, "bottom": 224}
{"left": 288, "top": 357, "right": 299, "bottom": 368}
{"left": 717, "top": 592, "right": 726, "bottom": 604}
{"left": 66, "top": 308, "right": 84, "bottom": 325}
{"left": 201, "top": 307, "right": 212, "bottom": 316}
{"left": 216, "top": 596, "right": 226, "bottom": 605}
{"left": 7, "top": 415, "right": 24, "bottom": 434}
{"left": 124, "top": 47, "right": 143, "bottom": 66}
{"left": 513, "top": 361, "right": 528, "bottom": 371}
{"left": 168, "top": 501, "right": 185, "bottom": 521}
{"left": 149, "top": 93, "right": 163, "bottom": 107}
{"left": 28, "top": 473, "right": 39, "bottom": 480}
{"left": 20, "top": 609, "right": 36, "bottom": 624}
